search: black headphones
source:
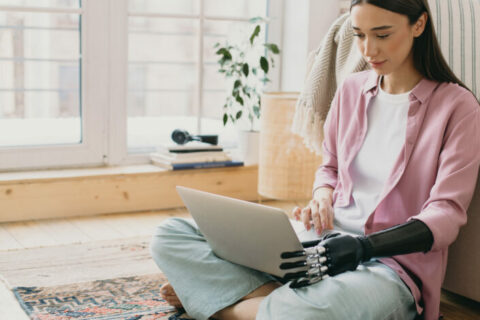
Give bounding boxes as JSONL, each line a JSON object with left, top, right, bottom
{"left": 171, "top": 129, "right": 218, "bottom": 145}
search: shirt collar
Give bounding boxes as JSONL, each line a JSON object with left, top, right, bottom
{"left": 362, "top": 70, "right": 439, "bottom": 104}
{"left": 363, "top": 71, "right": 379, "bottom": 94}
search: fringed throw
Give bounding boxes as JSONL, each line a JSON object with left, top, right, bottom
{"left": 291, "top": 13, "right": 369, "bottom": 154}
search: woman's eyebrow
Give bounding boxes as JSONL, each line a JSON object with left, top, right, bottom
{"left": 352, "top": 25, "right": 393, "bottom": 31}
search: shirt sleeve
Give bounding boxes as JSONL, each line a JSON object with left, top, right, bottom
{"left": 411, "top": 98, "right": 480, "bottom": 251}
{"left": 312, "top": 87, "right": 341, "bottom": 195}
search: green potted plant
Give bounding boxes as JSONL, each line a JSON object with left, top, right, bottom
{"left": 214, "top": 17, "right": 280, "bottom": 165}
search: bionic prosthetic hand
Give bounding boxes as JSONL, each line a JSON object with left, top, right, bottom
{"left": 280, "top": 220, "right": 434, "bottom": 288}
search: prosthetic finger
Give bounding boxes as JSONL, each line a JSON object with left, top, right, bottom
{"left": 283, "top": 270, "right": 308, "bottom": 280}
{"left": 301, "top": 239, "right": 322, "bottom": 248}
{"left": 287, "top": 265, "right": 330, "bottom": 288}
{"left": 280, "top": 250, "right": 306, "bottom": 259}
{"left": 280, "top": 254, "right": 328, "bottom": 270}
{"left": 280, "top": 260, "right": 308, "bottom": 269}
{"left": 280, "top": 245, "right": 329, "bottom": 288}
{"left": 289, "top": 278, "right": 311, "bottom": 288}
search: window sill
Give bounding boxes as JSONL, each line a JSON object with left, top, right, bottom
{"left": 0, "top": 164, "right": 260, "bottom": 223}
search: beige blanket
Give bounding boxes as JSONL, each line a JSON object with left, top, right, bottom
{"left": 291, "top": 13, "right": 369, "bottom": 154}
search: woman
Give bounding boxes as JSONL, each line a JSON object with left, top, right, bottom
{"left": 150, "top": 1, "right": 480, "bottom": 319}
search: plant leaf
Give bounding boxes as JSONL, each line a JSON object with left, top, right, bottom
{"left": 260, "top": 56, "right": 269, "bottom": 74}
{"left": 223, "top": 113, "right": 228, "bottom": 126}
{"left": 264, "top": 43, "right": 280, "bottom": 54}
{"left": 233, "top": 79, "right": 242, "bottom": 90}
{"left": 242, "top": 63, "right": 249, "bottom": 77}
{"left": 252, "top": 68, "right": 257, "bottom": 75}
{"left": 236, "top": 110, "right": 243, "bottom": 120}
{"left": 216, "top": 48, "right": 232, "bottom": 60}
{"left": 242, "top": 87, "right": 251, "bottom": 98}
{"left": 250, "top": 25, "right": 261, "bottom": 45}
{"left": 249, "top": 16, "right": 264, "bottom": 24}
{"left": 236, "top": 95, "right": 244, "bottom": 106}
{"left": 214, "top": 42, "right": 220, "bottom": 48}
{"left": 253, "top": 106, "right": 260, "bottom": 118}
{"left": 218, "top": 57, "right": 228, "bottom": 67}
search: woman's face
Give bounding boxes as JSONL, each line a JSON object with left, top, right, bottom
{"left": 350, "top": 3, "right": 425, "bottom": 76}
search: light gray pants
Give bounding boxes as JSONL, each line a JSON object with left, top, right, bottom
{"left": 150, "top": 217, "right": 417, "bottom": 320}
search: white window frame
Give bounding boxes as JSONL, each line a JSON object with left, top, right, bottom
{"left": 0, "top": 1, "right": 108, "bottom": 171}
{"left": 0, "top": 0, "right": 283, "bottom": 171}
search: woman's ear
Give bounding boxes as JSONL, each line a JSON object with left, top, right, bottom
{"left": 413, "top": 12, "right": 428, "bottom": 38}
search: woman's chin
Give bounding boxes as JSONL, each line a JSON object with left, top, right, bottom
{"left": 370, "top": 67, "right": 389, "bottom": 76}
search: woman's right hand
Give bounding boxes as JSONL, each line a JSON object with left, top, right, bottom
{"left": 292, "top": 187, "right": 334, "bottom": 235}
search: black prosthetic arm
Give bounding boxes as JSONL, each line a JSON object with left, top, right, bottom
{"left": 359, "top": 219, "right": 434, "bottom": 261}
{"left": 280, "top": 220, "right": 433, "bottom": 288}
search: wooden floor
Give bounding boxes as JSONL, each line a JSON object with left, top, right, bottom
{"left": 0, "top": 200, "right": 479, "bottom": 319}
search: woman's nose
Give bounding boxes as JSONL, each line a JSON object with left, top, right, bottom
{"left": 363, "top": 38, "right": 379, "bottom": 58}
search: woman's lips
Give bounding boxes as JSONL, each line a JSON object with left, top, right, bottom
{"left": 369, "top": 60, "right": 386, "bottom": 68}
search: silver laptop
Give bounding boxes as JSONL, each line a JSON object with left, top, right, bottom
{"left": 176, "top": 186, "right": 324, "bottom": 277}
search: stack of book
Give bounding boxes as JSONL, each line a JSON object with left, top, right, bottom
{"left": 151, "top": 142, "right": 244, "bottom": 170}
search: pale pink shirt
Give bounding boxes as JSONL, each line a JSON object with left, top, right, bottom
{"left": 313, "top": 70, "right": 480, "bottom": 320}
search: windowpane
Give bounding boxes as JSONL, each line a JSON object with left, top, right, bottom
{"left": 127, "top": 16, "right": 198, "bottom": 152}
{"left": 0, "top": 114, "right": 81, "bottom": 147}
{"left": 129, "top": 0, "right": 198, "bottom": 15}
{"left": 0, "top": 0, "right": 79, "bottom": 8}
{"left": 128, "top": 116, "right": 197, "bottom": 151}
{"left": 0, "top": 10, "right": 81, "bottom": 147}
{"left": 202, "top": 19, "right": 266, "bottom": 135}
{"left": 204, "top": 0, "right": 266, "bottom": 18}
{"left": 129, "top": 18, "right": 197, "bottom": 62}
{"left": 127, "top": 0, "right": 268, "bottom": 153}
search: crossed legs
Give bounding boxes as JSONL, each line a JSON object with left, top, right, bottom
{"left": 151, "top": 217, "right": 281, "bottom": 320}
{"left": 161, "top": 281, "right": 280, "bottom": 320}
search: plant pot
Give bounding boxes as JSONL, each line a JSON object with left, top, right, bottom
{"left": 238, "top": 130, "right": 260, "bottom": 166}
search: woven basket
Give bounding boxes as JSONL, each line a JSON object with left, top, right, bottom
{"left": 258, "top": 92, "right": 323, "bottom": 200}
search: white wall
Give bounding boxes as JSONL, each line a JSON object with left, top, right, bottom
{"left": 279, "top": 0, "right": 340, "bottom": 92}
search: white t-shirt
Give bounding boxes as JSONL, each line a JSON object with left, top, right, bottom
{"left": 334, "top": 81, "right": 411, "bottom": 235}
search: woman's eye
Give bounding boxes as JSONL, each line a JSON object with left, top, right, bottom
{"left": 377, "top": 34, "right": 390, "bottom": 39}
{"left": 353, "top": 33, "right": 364, "bottom": 38}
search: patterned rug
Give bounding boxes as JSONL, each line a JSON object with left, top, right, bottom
{"left": 12, "top": 273, "right": 194, "bottom": 320}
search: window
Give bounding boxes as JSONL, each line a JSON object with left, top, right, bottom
{"left": 0, "top": 0, "right": 277, "bottom": 170}
{"left": 0, "top": 9, "right": 81, "bottom": 148}
{"left": 127, "top": 0, "right": 270, "bottom": 153}
{"left": 0, "top": 0, "right": 107, "bottom": 170}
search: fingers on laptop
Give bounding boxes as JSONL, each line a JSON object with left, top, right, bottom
{"left": 301, "top": 206, "right": 312, "bottom": 230}
{"left": 310, "top": 199, "right": 324, "bottom": 235}
{"left": 299, "top": 200, "right": 333, "bottom": 234}
{"left": 309, "top": 199, "right": 335, "bottom": 235}
{"left": 319, "top": 199, "right": 334, "bottom": 231}
{"left": 293, "top": 206, "right": 302, "bottom": 221}
{"left": 324, "top": 201, "right": 335, "bottom": 229}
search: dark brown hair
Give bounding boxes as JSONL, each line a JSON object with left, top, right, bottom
{"left": 350, "top": 0, "right": 469, "bottom": 90}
